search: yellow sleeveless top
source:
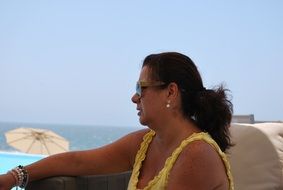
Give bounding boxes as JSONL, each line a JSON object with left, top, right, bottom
{"left": 127, "top": 130, "right": 234, "bottom": 190}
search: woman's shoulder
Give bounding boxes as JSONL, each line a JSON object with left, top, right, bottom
{"left": 167, "top": 139, "right": 229, "bottom": 189}
{"left": 125, "top": 128, "right": 151, "bottom": 140}
{"left": 120, "top": 128, "right": 151, "bottom": 164}
{"left": 116, "top": 128, "right": 151, "bottom": 151}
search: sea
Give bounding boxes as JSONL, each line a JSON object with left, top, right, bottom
{"left": 0, "top": 121, "right": 141, "bottom": 152}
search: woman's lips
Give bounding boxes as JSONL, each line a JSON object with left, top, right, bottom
{"left": 137, "top": 109, "right": 141, "bottom": 116}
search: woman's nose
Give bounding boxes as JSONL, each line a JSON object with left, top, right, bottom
{"left": 131, "top": 93, "right": 139, "bottom": 104}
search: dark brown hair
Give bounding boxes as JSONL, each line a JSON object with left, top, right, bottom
{"left": 142, "top": 52, "right": 233, "bottom": 152}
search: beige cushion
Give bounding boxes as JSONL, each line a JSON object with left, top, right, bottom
{"left": 229, "top": 123, "right": 283, "bottom": 190}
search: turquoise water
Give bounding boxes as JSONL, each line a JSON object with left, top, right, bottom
{"left": 0, "top": 152, "right": 45, "bottom": 174}
{"left": 0, "top": 152, "right": 44, "bottom": 189}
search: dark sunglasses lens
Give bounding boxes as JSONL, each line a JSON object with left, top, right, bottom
{"left": 136, "top": 83, "right": 141, "bottom": 96}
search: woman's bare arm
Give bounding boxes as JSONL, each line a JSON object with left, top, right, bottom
{"left": 0, "top": 129, "right": 148, "bottom": 189}
{"left": 26, "top": 129, "right": 148, "bottom": 180}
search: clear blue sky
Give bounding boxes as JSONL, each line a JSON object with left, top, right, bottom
{"left": 0, "top": 1, "right": 282, "bottom": 127}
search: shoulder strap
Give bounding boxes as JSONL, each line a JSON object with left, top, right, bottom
{"left": 128, "top": 130, "right": 155, "bottom": 189}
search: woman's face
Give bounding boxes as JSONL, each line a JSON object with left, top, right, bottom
{"left": 131, "top": 66, "right": 167, "bottom": 126}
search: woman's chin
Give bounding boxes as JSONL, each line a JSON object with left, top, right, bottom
{"left": 139, "top": 116, "right": 147, "bottom": 126}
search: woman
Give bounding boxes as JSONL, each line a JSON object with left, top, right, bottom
{"left": 0, "top": 52, "right": 234, "bottom": 190}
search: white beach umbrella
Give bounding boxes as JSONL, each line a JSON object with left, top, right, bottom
{"left": 5, "top": 127, "right": 69, "bottom": 155}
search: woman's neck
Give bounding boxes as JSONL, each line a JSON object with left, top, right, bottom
{"left": 150, "top": 117, "right": 200, "bottom": 148}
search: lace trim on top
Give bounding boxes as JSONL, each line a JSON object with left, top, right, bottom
{"left": 128, "top": 130, "right": 234, "bottom": 190}
{"left": 129, "top": 130, "right": 156, "bottom": 190}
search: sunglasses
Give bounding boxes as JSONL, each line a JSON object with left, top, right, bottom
{"left": 136, "top": 81, "right": 166, "bottom": 96}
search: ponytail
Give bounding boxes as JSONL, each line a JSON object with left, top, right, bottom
{"left": 193, "top": 85, "right": 233, "bottom": 152}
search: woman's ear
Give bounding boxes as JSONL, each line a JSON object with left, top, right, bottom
{"left": 167, "top": 82, "right": 179, "bottom": 99}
